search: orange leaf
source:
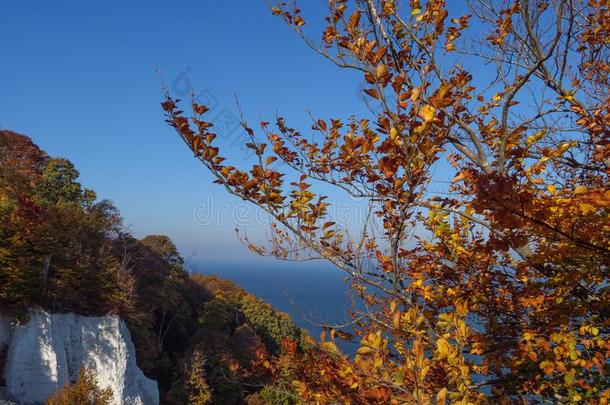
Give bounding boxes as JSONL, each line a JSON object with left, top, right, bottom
{"left": 349, "top": 10, "right": 361, "bottom": 29}
{"left": 364, "top": 88, "right": 381, "bottom": 100}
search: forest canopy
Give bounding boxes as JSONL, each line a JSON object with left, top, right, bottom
{"left": 0, "top": 130, "right": 309, "bottom": 405}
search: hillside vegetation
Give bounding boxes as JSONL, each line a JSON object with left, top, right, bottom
{"left": 0, "top": 130, "right": 308, "bottom": 404}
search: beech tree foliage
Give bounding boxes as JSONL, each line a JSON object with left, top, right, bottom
{"left": 164, "top": 0, "right": 610, "bottom": 403}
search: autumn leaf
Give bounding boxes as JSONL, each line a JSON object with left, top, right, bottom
{"left": 418, "top": 104, "right": 436, "bottom": 122}
{"left": 436, "top": 387, "right": 448, "bottom": 404}
{"left": 349, "top": 9, "right": 361, "bottom": 29}
{"left": 436, "top": 338, "right": 452, "bottom": 359}
{"left": 363, "top": 88, "right": 381, "bottom": 100}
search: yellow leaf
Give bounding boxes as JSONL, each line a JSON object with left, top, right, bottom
{"left": 460, "top": 365, "right": 469, "bottom": 378}
{"left": 565, "top": 368, "right": 576, "bottom": 385}
{"left": 437, "top": 387, "right": 448, "bottom": 404}
{"left": 389, "top": 127, "right": 402, "bottom": 144}
{"left": 411, "top": 7, "right": 422, "bottom": 15}
{"left": 410, "top": 86, "right": 421, "bottom": 102}
{"left": 547, "top": 184, "right": 556, "bottom": 194}
{"left": 558, "top": 141, "right": 574, "bottom": 153}
{"left": 357, "top": 346, "right": 372, "bottom": 355}
{"left": 291, "top": 380, "right": 307, "bottom": 395}
{"left": 321, "top": 341, "right": 338, "bottom": 353}
{"left": 418, "top": 104, "right": 436, "bottom": 122}
{"left": 574, "top": 185, "right": 588, "bottom": 194}
{"left": 539, "top": 361, "right": 554, "bottom": 375}
{"left": 394, "top": 370, "right": 405, "bottom": 385}
{"left": 389, "top": 127, "right": 399, "bottom": 139}
{"left": 455, "top": 300, "right": 468, "bottom": 316}
{"left": 413, "top": 122, "right": 427, "bottom": 134}
{"left": 392, "top": 312, "right": 401, "bottom": 329}
{"left": 436, "top": 338, "right": 452, "bottom": 359}
{"left": 526, "top": 129, "right": 545, "bottom": 146}
{"left": 579, "top": 203, "right": 596, "bottom": 214}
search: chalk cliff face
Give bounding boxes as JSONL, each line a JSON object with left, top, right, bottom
{"left": 0, "top": 310, "right": 158, "bottom": 405}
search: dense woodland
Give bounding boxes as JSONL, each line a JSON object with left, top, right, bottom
{"left": 0, "top": 130, "right": 310, "bottom": 404}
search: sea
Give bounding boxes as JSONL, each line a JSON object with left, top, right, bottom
{"left": 191, "top": 260, "right": 358, "bottom": 354}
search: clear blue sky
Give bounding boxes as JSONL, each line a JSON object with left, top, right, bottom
{"left": 0, "top": 1, "right": 368, "bottom": 264}
{"left": 1, "top": 1, "right": 463, "bottom": 266}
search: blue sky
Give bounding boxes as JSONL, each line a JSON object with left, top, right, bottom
{"left": 1, "top": 1, "right": 468, "bottom": 266}
{"left": 0, "top": 1, "right": 370, "bottom": 264}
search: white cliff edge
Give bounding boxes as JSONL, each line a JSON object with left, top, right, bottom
{"left": 0, "top": 310, "right": 158, "bottom": 405}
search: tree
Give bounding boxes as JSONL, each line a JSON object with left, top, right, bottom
{"left": 0, "top": 131, "right": 48, "bottom": 310}
{"left": 141, "top": 235, "right": 185, "bottom": 267}
{"left": 185, "top": 350, "right": 213, "bottom": 405}
{"left": 34, "top": 158, "right": 95, "bottom": 207}
{"left": 0, "top": 132, "right": 128, "bottom": 315}
{"left": 0, "top": 130, "right": 48, "bottom": 184}
{"left": 46, "top": 368, "right": 113, "bottom": 405}
{"left": 164, "top": 0, "right": 610, "bottom": 403}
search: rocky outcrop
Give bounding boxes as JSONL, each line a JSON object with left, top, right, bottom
{"left": 0, "top": 310, "right": 158, "bottom": 405}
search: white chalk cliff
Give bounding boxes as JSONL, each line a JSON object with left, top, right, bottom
{"left": 0, "top": 310, "right": 158, "bottom": 405}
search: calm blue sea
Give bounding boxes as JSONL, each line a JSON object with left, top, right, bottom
{"left": 191, "top": 260, "right": 358, "bottom": 354}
